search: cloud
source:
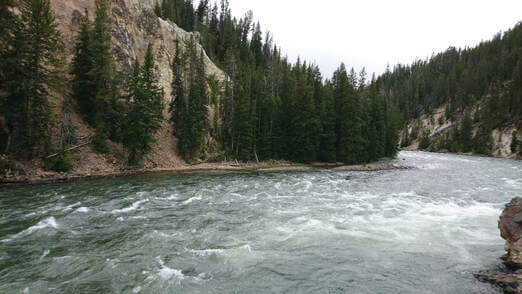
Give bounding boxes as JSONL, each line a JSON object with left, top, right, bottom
{"left": 222, "top": 0, "right": 521, "bottom": 78}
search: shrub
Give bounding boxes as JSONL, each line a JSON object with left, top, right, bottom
{"left": 419, "top": 132, "right": 431, "bottom": 150}
{"left": 0, "top": 155, "right": 12, "bottom": 174}
{"left": 44, "top": 154, "right": 72, "bottom": 172}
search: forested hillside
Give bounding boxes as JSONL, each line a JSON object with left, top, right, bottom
{"left": 378, "top": 23, "right": 521, "bottom": 157}
{"left": 0, "top": 0, "right": 398, "bottom": 178}
{"left": 0, "top": 0, "right": 519, "bottom": 179}
{"left": 155, "top": 0, "right": 399, "bottom": 164}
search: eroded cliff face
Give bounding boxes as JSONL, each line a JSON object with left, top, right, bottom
{"left": 400, "top": 103, "right": 521, "bottom": 159}
{"left": 475, "top": 198, "right": 522, "bottom": 293}
{"left": 41, "top": 0, "right": 228, "bottom": 175}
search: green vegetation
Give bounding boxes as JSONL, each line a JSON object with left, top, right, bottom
{"left": 122, "top": 44, "right": 164, "bottom": 165}
{"left": 44, "top": 154, "right": 72, "bottom": 173}
{"left": 158, "top": 0, "right": 398, "bottom": 164}
{"left": 1, "top": 0, "right": 518, "bottom": 175}
{"left": 71, "top": 0, "right": 121, "bottom": 153}
{"left": 511, "top": 131, "right": 519, "bottom": 155}
{"left": 171, "top": 38, "right": 209, "bottom": 161}
{"left": 0, "top": 0, "right": 63, "bottom": 159}
{"left": 378, "top": 23, "right": 521, "bottom": 155}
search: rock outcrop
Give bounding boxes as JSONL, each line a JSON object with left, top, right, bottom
{"left": 475, "top": 198, "right": 522, "bottom": 293}
{"left": 400, "top": 103, "right": 521, "bottom": 159}
{"left": 16, "top": 0, "right": 228, "bottom": 176}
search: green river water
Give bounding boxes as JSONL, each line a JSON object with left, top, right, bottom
{"left": 1, "top": 151, "right": 521, "bottom": 293}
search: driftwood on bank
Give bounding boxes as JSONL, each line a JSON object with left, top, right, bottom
{"left": 46, "top": 137, "right": 93, "bottom": 159}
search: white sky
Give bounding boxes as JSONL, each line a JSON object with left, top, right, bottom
{"left": 219, "top": 0, "right": 521, "bottom": 79}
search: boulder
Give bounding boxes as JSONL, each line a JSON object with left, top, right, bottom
{"left": 474, "top": 270, "right": 522, "bottom": 294}
{"left": 475, "top": 197, "right": 522, "bottom": 293}
{"left": 499, "top": 198, "right": 522, "bottom": 268}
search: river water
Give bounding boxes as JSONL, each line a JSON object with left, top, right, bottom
{"left": 1, "top": 151, "right": 521, "bottom": 293}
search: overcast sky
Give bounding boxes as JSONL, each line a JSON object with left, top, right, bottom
{"left": 220, "top": 0, "right": 521, "bottom": 79}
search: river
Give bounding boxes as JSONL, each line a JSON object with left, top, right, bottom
{"left": 1, "top": 151, "right": 521, "bottom": 293}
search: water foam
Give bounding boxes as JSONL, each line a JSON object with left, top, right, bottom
{"left": 2, "top": 217, "right": 59, "bottom": 242}
{"left": 40, "top": 249, "right": 50, "bottom": 260}
{"left": 182, "top": 196, "right": 202, "bottom": 205}
{"left": 112, "top": 199, "right": 149, "bottom": 214}
{"left": 153, "top": 257, "right": 185, "bottom": 283}
{"left": 63, "top": 202, "right": 81, "bottom": 211}
{"left": 186, "top": 248, "right": 225, "bottom": 256}
{"left": 76, "top": 207, "right": 90, "bottom": 213}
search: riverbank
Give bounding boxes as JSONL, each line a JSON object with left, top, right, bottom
{"left": 401, "top": 147, "right": 521, "bottom": 161}
{"left": 0, "top": 159, "right": 409, "bottom": 187}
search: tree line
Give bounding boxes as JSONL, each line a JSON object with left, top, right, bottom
{"left": 381, "top": 23, "right": 521, "bottom": 156}
{"left": 157, "top": 0, "right": 399, "bottom": 163}
{"left": 0, "top": 0, "right": 165, "bottom": 170}
{"left": 0, "top": 0, "right": 400, "bottom": 172}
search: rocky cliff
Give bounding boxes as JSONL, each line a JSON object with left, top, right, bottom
{"left": 400, "top": 103, "right": 521, "bottom": 159}
{"left": 5, "top": 0, "right": 228, "bottom": 180}
{"left": 475, "top": 198, "right": 522, "bottom": 293}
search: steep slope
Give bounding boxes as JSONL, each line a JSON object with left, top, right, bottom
{"left": 380, "top": 23, "right": 521, "bottom": 159}
{"left": 3, "top": 0, "right": 229, "bottom": 180}
{"left": 400, "top": 103, "right": 521, "bottom": 158}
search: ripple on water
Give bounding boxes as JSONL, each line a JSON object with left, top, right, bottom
{"left": 0, "top": 151, "right": 519, "bottom": 293}
{"left": 2, "top": 216, "right": 59, "bottom": 242}
{"left": 111, "top": 199, "right": 149, "bottom": 214}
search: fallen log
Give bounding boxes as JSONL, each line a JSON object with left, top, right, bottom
{"left": 46, "top": 138, "right": 93, "bottom": 159}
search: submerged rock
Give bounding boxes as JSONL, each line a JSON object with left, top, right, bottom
{"left": 474, "top": 270, "right": 522, "bottom": 293}
{"left": 475, "top": 197, "right": 522, "bottom": 293}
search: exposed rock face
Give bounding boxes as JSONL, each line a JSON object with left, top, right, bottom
{"left": 500, "top": 198, "right": 522, "bottom": 268}
{"left": 400, "top": 103, "right": 521, "bottom": 159}
{"left": 46, "top": 0, "right": 228, "bottom": 172}
{"left": 474, "top": 198, "right": 522, "bottom": 293}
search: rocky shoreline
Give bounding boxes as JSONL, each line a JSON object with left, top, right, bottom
{"left": 0, "top": 160, "right": 409, "bottom": 187}
{"left": 475, "top": 198, "right": 522, "bottom": 293}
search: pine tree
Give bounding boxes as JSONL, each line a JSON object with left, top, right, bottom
{"left": 88, "top": 0, "right": 121, "bottom": 152}
{"left": 384, "top": 106, "right": 399, "bottom": 157}
{"left": 367, "top": 88, "right": 386, "bottom": 160}
{"left": 0, "top": 0, "right": 19, "bottom": 154}
{"left": 333, "top": 64, "right": 365, "bottom": 164}
{"left": 177, "top": 39, "right": 208, "bottom": 161}
{"left": 318, "top": 82, "right": 337, "bottom": 162}
{"left": 12, "top": 0, "right": 64, "bottom": 158}
{"left": 122, "top": 44, "right": 164, "bottom": 165}
{"left": 511, "top": 131, "right": 519, "bottom": 154}
{"left": 169, "top": 40, "right": 186, "bottom": 137}
{"left": 419, "top": 131, "right": 431, "bottom": 150}
{"left": 460, "top": 112, "right": 473, "bottom": 152}
{"left": 71, "top": 10, "right": 95, "bottom": 124}
{"left": 473, "top": 125, "right": 493, "bottom": 155}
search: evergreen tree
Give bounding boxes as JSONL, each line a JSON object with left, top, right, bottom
{"left": 169, "top": 40, "right": 186, "bottom": 137}
{"left": 460, "top": 112, "right": 473, "bottom": 152}
{"left": 367, "top": 89, "right": 386, "bottom": 160}
{"left": 419, "top": 131, "right": 431, "bottom": 150}
{"left": 122, "top": 44, "right": 164, "bottom": 165}
{"left": 71, "top": 10, "right": 95, "bottom": 124}
{"left": 0, "top": 0, "right": 20, "bottom": 153}
{"left": 333, "top": 64, "right": 365, "bottom": 164}
{"left": 511, "top": 131, "right": 519, "bottom": 154}
{"left": 87, "top": 0, "right": 121, "bottom": 152}
{"left": 318, "top": 82, "right": 337, "bottom": 162}
{"left": 6, "top": 0, "right": 64, "bottom": 158}
{"left": 473, "top": 125, "right": 493, "bottom": 155}
{"left": 384, "top": 107, "right": 399, "bottom": 157}
{"left": 176, "top": 39, "right": 208, "bottom": 161}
